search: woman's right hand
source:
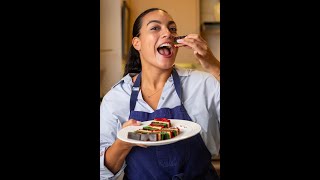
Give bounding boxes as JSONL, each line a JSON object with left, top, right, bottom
{"left": 175, "top": 34, "right": 220, "bottom": 81}
{"left": 120, "top": 119, "right": 148, "bottom": 148}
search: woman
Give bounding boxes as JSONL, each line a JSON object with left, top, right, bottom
{"left": 100, "top": 8, "right": 220, "bottom": 180}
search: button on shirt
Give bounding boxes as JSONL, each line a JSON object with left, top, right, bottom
{"left": 100, "top": 67, "right": 220, "bottom": 180}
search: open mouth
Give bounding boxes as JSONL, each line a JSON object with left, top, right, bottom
{"left": 157, "top": 43, "right": 173, "bottom": 56}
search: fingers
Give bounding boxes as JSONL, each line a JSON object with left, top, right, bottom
{"left": 119, "top": 120, "right": 149, "bottom": 148}
{"left": 175, "top": 37, "right": 208, "bottom": 56}
{"left": 176, "top": 34, "right": 206, "bottom": 47}
{"left": 174, "top": 44, "right": 192, "bottom": 49}
{"left": 117, "top": 138, "right": 148, "bottom": 149}
{"left": 194, "top": 50, "right": 201, "bottom": 58}
{"left": 135, "top": 144, "right": 148, "bottom": 148}
{"left": 122, "top": 119, "right": 141, "bottom": 128}
{"left": 186, "top": 34, "right": 206, "bottom": 42}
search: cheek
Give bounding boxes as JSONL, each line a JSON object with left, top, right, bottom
{"left": 142, "top": 44, "right": 155, "bottom": 56}
{"left": 143, "top": 41, "right": 157, "bottom": 54}
{"left": 142, "top": 38, "right": 154, "bottom": 48}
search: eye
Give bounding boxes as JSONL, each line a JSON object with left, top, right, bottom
{"left": 151, "top": 26, "right": 160, "bottom": 31}
{"left": 169, "top": 27, "right": 177, "bottom": 32}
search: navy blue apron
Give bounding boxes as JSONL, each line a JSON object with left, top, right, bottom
{"left": 124, "top": 69, "right": 219, "bottom": 180}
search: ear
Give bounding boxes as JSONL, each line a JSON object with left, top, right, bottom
{"left": 132, "top": 37, "right": 141, "bottom": 51}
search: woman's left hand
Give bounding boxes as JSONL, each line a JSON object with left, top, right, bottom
{"left": 175, "top": 34, "right": 220, "bottom": 80}
{"left": 122, "top": 119, "right": 148, "bottom": 148}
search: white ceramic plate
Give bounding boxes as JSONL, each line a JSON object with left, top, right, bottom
{"left": 117, "top": 119, "right": 201, "bottom": 146}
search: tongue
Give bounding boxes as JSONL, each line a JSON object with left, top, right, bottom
{"left": 159, "top": 48, "right": 170, "bottom": 56}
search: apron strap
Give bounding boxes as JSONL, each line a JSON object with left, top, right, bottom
{"left": 130, "top": 73, "right": 142, "bottom": 112}
{"left": 172, "top": 68, "right": 183, "bottom": 103}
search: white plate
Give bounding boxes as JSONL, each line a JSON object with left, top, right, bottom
{"left": 117, "top": 119, "right": 201, "bottom": 146}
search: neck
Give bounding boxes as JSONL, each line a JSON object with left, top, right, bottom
{"left": 141, "top": 66, "right": 173, "bottom": 90}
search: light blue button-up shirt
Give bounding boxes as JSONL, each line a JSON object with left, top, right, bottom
{"left": 100, "top": 67, "right": 220, "bottom": 180}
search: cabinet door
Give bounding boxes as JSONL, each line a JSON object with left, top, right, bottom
{"left": 100, "top": 0, "right": 123, "bottom": 98}
{"left": 100, "top": 0, "right": 121, "bottom": 51}
{"left": 100, "top": 51, "right": 123, "bottom": 97}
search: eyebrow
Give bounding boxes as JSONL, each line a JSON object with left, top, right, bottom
{"left": 147, "top": 20, "right": 176, "bottom": 26}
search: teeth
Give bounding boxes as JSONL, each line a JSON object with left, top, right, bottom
{"left": 159, "top": 43, "right": 172, "bottom": 48}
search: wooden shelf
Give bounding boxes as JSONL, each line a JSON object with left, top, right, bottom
{"left": 201, "top": 22, "right": 220, "bottom": 32}
{"left": 203, "top": 21, "right": 220, "bottom": 26}
{"left": 212, "top": 159, "right": 220, "bottom": 176}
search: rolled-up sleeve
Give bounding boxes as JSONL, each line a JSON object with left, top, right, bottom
{"left": 100, "top": 96, "right": 126, "bottom": 180}
{"left": 211, "top": 77, "right": 220, "bottom": 123}
{"left": 205, "top": 75, "right": 220, "bottom": 157}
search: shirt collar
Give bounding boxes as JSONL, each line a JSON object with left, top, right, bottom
{"left": 111, "top": 74, "right": 133, "bottom": 89}
{"left": 174, "top": 66, "right": 191, "bottom": 77}
{"left": 119, "top": 67, "right": 191, "bottom": 87}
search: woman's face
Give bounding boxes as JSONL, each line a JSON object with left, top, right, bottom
{"left": 133, "top": 10, "right": 179, "bottom": 70}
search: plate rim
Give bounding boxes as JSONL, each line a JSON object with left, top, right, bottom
{"left": 117, "top": 119, "right": 201, "bottom": 146}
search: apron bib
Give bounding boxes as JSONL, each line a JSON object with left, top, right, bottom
{"left": 124, "top": 69, "right": 219, "bottom": 180}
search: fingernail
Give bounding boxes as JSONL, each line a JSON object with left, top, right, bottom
{"left": 177, "top": 39, "right": 183, "bottom": 43}
{"left": 136, "top": 121, "right": 141, "bottom": 124}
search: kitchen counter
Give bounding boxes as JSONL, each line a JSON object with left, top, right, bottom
{"left": 212, "top": 159, "right": 220, "bottom": 176}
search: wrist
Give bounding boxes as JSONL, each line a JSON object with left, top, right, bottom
{"left": 208, "top": 57, "right": 220, "bottom": 75}
{"left": 209, "top": 65, "right": 220, "bottom": 77}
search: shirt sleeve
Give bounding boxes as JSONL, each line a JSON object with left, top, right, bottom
{"left": 212, "top": 77, "right": 220, "bottom": 123}
{"left": 203, "top": 74, "right": 220, "bottom": 157}
{"left": 100, "top": 96, "right": 126, "bottom": 180}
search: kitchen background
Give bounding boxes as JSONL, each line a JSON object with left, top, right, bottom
{"left": 100, "top": 0, "right": 220, "bottom": 175}
{"left": 101, "top": 0, "right": 220, "bottom": 98}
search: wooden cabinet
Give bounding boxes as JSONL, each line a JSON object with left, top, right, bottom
{"left": 200, "top": 0, "right": 220, "bottom": 62}
{"left": 100, "top": 0, "right": 122, "bottom": 51}
{"left": 100, "top": 0, "right": 123, "bottom": 97}
{"left": 212, "top": 159, "right": 220, "bottom": 176}
{"left": 100, "top": 51, "right": 122, "bottom": 97}
{"left": 201, "top": 0, "right": 220, "bottom": 23}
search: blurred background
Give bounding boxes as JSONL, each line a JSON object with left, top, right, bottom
{"left": 100, "top": 0, "right": 220, "bottom": 176}
{"left": 100, "top": 0, "right": 220, "bottom": 98}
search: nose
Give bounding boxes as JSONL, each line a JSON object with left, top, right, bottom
{"left": 161, "top": 27, "right": 174, "bottom": 39}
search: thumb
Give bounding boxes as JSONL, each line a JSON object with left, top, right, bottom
{"left": 122, "top": 119, "right": 141, "bottom": 128}
{"left": 129, "top": 119, "right": 141, "bottom": 125}
{"left": 193, "top": 50, "right": 198, "bottom": 55}
{"left": 194, "top": 51, "right": 203, "bottom": 62}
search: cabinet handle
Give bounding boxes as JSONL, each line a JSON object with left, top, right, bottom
{"left": 100, "top": 49, "right": 113, "bottom": 52}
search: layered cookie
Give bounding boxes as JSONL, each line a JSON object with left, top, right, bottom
{"left": 127, "top": 118, "right": 180, "bottom": 141}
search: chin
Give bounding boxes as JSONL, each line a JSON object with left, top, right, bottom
{"left": 157, "top": 59, "right": 175, "bottom": 69}
{"left": 153, "top": 50, "right": 177, "bottom": 69}
{"left": 162, "top": 64, "right": 175, "bottom": 70}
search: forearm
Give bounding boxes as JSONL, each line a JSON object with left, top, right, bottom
{"left": 206, "top": 59, "right": 220, "bottom": 81}
{"left": 209, "top": 65, "right": 220, "bottom": 82}
{"left": 105, "top": 139, "right": 132, "bottom": 174}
